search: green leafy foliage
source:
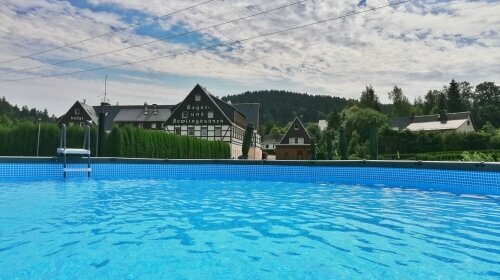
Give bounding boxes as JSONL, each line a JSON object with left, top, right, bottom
{"left": 239, "top": 123, "right": 254, "bottom": 159}
{"left": 0, "top": 122, "right": 96, "bottom": 156}
{"left": 369, "top": 124, "right": 378, "bottom": 160}
{"left": 461, "top": 151, "right": 495, "bottom": 162}
{"left": 380, "top": 150, "right": 500, "bottom": 162}
{"left": 0, "top": 124, "right": 230, "bottom": 159}
{"left": 359, "top": 86, "right": 381, "bottom": 111}
{"left": 105, "top": 126, "right": 230, "bottom": 159}
{"left": 339, "top": 126, "right": 348, "bottom": 160}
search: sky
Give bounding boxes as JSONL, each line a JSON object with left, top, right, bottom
{"left": 0, "top": 0, "right": 499, "bottom": 116}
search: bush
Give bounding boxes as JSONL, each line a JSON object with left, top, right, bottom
{"left": 105, "top": 126, "right": 230, "bottom": 159}
{"left": 380, "top": 150, "right": 500, "bottom": 162}
{"left": 0, "top": 124, "right": 230, "bottom": 159}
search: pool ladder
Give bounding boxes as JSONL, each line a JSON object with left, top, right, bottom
{"left": 57, "top": 124, "right": 91, "bottom": 178}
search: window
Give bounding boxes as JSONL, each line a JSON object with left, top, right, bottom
{"left": 151, "top": 123, "right": 157, "bottom": 129}
{"left": 265, "top": 144, "right": 269, "bottom": 149}
{"left": 201, "top": 127, "right": 208, "bottom": 136}
{"left": 175, "top": 128, "right": 181, "bottom": 135}
{"left": 138, "top": 123, "right": 143, "bottom": 128}
{"left": 182, "top": 111, "right": 188, "bottom": 118}
{"left": 467, "top": 120, "right": 471, "bottom": 126}
{"left": 208, "top": 111, "right": 214, "bottom": 119}
{"left": 79, "top": 122, "right": 84, "bottom": 127}
{"left": 75, "top": 108, "right": 81, "bottom": 115}
{"left": 294, "top": 124, "right": 299, "bottom": 130}
{"left": 188, "top": 127, "right": 195, "bottom": 136}
{"left": 195, "top": 94, "right": 201, "bottom": 101}
{"left": 214, "top": 127, "right": 222, "bottom": 137}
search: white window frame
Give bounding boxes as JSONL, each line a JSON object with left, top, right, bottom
{"left": 201, "top": 127, "right": 208, "bottom": 136}
{"left": 214, "top": 126, "right": 222, "bottom": 137}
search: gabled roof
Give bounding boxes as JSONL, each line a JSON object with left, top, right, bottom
{"left": 278, "top": 117, "right": 313, "bottom": 145}
{"left": 390, "top": 111, "right": 475, "bottom": 131}
{"left": 113, "top": 107, "right": 172, "bottom": 122}
{"left": 80, "top": 102, "right": 99, "bottom": 124}
{"left": 232, "top": 103, "right": 260, "bottom": 130}
{"left": 164, "top": 84, "right": 248, "bottom": 128}
{"left": 262, "top": 134, "right": 284, "bottom": 144}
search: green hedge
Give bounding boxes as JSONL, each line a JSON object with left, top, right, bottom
{"left": 0, "top": 123, "right": 230, "bottom": 159}
{"left": 379, "top": 128, "right": 499, "bottom": 154}
{"left": 0, "top": 122, "right": 97, "bottom": 156}
{"left": 379, "top": 150, "right": 500, "bottom": 162}
{"left": 103, "top": 126, "right": 230, "bottom": 159}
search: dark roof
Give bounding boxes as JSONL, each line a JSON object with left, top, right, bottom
{"left": 93, "top": 104, "right": 173, "bottom": 131}
{"left": 80, "top": 102, "right": 99, "bottom": 124}
{"left": 232, "top": 103, "right": 260, "bottom": 130}
{"left": 390, "top": 111, "right": 474, "bottom": 130}
{"left": 262, "top": 134, "right": 284, "bottom": 144}
{"left": 279, "top": 117, "right": 313, "bottom": 145}
{"left": 198, "top": 85, "right": 248, "bottom": 126}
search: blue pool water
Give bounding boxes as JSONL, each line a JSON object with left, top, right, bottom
{"left": 0, "top": 178, "right": 499, "bottom": 279}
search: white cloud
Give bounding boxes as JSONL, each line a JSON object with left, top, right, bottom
{"left": 0, "top": 0, "right": 499, "bottom": 113}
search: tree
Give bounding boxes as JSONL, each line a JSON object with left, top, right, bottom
{"left": 339, "top": 126, "right": 348, "bottom": 160}
{"left": 438, "top": 92, "right": 447, "bottom": 112}
{"left": 239, "top": 122, "right": 254, "bottom": 159}
{"left": 413, "top": 97, "right": 424, "bottom": 116}
{"left": 306, "top": 123, "right": 321, "bottom": 143}
{"left": 446, "top": 79, "right": 465, "bottom": 112}
{"left": 359, "top": 86, "right": 381, "bottom": 111}
{"left": 472, "top": 82, "right": 500, "bottom": 127}
{"left": 327, "top": 110, "right": 341, "bottom": 130}
{"left": 342, "top": 105, "right": 387, "bottom": 141}
{"left": 369, "top": 124, "right": 378, "bottom": 160}
{"left": 326, "top": 131, "right": 333, "bottom": 160}
{"left": 423, "top": 90, "right": 441, "bottom": 114}
{"left": 459, "top": 81, "right": 474, "bottom": 111}
{"left": 388, "top": 86, "right": 412, "bottom": 117}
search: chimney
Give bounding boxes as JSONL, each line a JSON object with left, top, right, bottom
{"left": 153, "top": 104, "right": 158, "bottom": 115}
{"left": 144, "top": 102, "right": 148, "bottom": 115}
{"left": 439, "top": 110, "right": 448, "bottom": 123}
{"left": 410, "top": 112, "right": 415, "bottom": 122}
{"left": 83, "top": 99, "right": 86, "bottom": 104}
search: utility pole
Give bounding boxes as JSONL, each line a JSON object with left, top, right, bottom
{"left": 36, "top": 117, "right": 42, "bottom": 156}
{"left": 97, "top": 74, "right": 108, "bottom": 157}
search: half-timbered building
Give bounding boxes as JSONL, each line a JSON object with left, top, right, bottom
{"left": 163, "top": 84, "right": 261, "bottom": 159}
{"left": 58, "top": 84, "right": 262, "bottom": 159}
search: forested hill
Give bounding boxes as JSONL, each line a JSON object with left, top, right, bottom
{"left": 0, "top": 96, "right": 54, "bottom": 125}
{"left": 222, "top": 90, "right": 350, "bottom": 125}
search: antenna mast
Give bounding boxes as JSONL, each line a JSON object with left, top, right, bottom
{"left": 103, "top": 74, "right": 108, "bottom": 103}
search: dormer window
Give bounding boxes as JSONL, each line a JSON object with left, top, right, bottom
{"left": 294, "top": 124, "right": 299, "bottom": 130}
{"left": 182, "top": 111, "right": 188, "bottom": 118}
{"left": 195, "top": 94, "right": 201, "bottom": 101}
{"left": 75, "top": 108, "right": 80, "bottom": 115}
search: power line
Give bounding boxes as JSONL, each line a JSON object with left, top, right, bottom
{"left": 0, "top": 0, "right": 218, "bottom": 65}
{"left": 0, "top": 0, "right": 409, "bottom": 83}
{"left": 0, "top": 0, "right": 311, "bottom": 76}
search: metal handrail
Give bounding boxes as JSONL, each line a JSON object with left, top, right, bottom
{"left": 59, "top": 124, "right": 67, "bottom": 149}
{"left": 83, "top": 125, "right": 91, "bottom": 150}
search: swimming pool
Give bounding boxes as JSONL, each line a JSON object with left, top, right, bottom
{"left": 0, "top": 159, "right": 499, "bottom": 279}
